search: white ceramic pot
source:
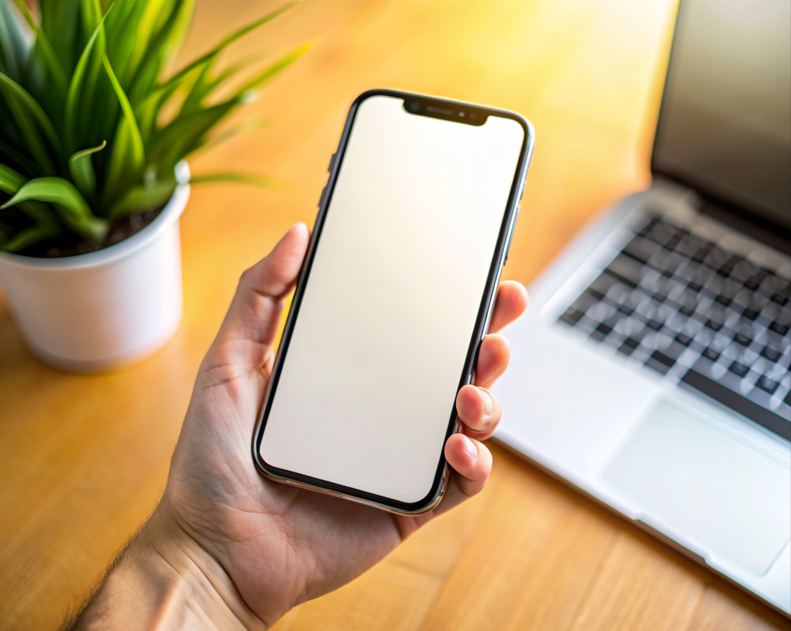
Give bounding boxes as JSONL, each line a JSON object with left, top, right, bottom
{"left": 0, "top": 184, "right": 190, "bottom": 371}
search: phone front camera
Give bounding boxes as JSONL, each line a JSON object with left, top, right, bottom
{"left": 408, "top": 101, "right": 421, "bottom": 112}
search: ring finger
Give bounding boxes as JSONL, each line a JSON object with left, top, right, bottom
{"left": 456, "top": 385, "right": 502, "bottom": 441}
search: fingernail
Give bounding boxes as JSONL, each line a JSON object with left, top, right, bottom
{"left": 462, "top": 435, "right": 478, "bottom": 459}
{"left": 479, "top": 389, "right": 493, "bottom": 416}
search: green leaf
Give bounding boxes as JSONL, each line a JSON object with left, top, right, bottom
{"left": 134, "top": 78, "right": 182, "bottom": 145}
{"left": 0, "top": 162, "right": 26, "bottom": 194}
{"left": 0, "top": 73, "right": 62, "bottom": 155}
{"left": 177, "top": 56, "right": 220, "bottom": 117}
{"left": 0, "top": 76, "right": 56, "bottom": 174}
{"left": 0, "top": 137, "right": 39, "bottom": 177}
{"left": 0, "top": 162, "right": 59, "bottom": 229}
{"left": 149, "top": 45, "right": 309, "bottom": 170}
{"left": 128, "top": 0, "right": 195, "bottom": 104}
{"left": 64, "top": 8, "right": 110, "bottom": 153}
{"left": 108, "top": 179, "right": 175, "bottom": 219}
{"left": 149, "top": 100, "right": 237, "bottom": 170}
{"left": 80, "top": 0, "right": 103, "bottom": 44}
{"left": 160, "top": 1, "right": 298, "bottom": 91}
{"left": 1, "top": 177, "right": 108, "bottom": 241}
{"left": 19, "top": 199, "right": 58, "bottom": 229}
{"left": 105, "top": 0, "right": 178, "bottom": 89}
{"left": 103, "top": 55, "right": 145, "bottom": 204}
{"left": 68, "top": 140, "right": 106, "bottom": 201}
{"left": 1, "top": 0, "right": 307, "bottom": 250}
{"left": 201, "top": 117, "right": 269, "bottom": 153}
{"left": 0, "top": 223, "right": 57, "bottom": 252}
{"left": 40, "top": 0, "right": 80, "bottom": 73}
{"left": 233, "top": 44, "right": 312, "bottom": 97}
{"left": 176, "top": 51, "right": 266, "bottom": 117}
{"left": 0, "top": 0, "right": 31, "bottom": 81}
{"left": 190, "top": 172, "right": 279, "bottom": 188}
{"left": 11, "top": 0, "right": 68, "bottom": 96}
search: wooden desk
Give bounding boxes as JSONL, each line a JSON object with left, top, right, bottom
{"left": 0, "top": 1, "right": 787, "bottom": 629}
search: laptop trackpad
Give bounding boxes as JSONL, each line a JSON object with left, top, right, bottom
{"left": 603, "top": 399, "right": 790, "bottom": 575}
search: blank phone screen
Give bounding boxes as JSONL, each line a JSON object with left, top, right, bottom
{"left": 260, "top": 95, "right": 525, "bottom": 504}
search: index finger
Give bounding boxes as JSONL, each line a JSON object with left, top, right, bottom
{"left": 488, "top": 281, "right": 529, "bottom": 333}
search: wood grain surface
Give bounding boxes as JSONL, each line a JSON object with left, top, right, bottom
{"left": 0, "top": 1, "right": 788, "bottom": 629}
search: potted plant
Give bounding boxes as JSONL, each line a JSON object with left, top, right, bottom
{"left": 0, "top": 0, "right": 308, "bottom": 370}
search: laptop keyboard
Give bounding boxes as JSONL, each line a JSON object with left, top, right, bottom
{"left": 556, "top": 213, "right": 791, "bottom": 440}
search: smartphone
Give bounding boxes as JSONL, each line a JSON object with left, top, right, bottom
{"left": 252, "top": 89, "right": 534, "bottom": 514}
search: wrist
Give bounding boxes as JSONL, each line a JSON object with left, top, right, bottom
{"left": 71, "top": 501, "right": 266, "bottom": 631}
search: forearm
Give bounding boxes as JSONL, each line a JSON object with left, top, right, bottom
{"left": 61, "top": 506, "right": 265, "bottom": 631}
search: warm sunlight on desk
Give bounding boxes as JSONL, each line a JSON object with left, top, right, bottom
{"left": 0, "top": 1, "right": 787, "bottom": 630}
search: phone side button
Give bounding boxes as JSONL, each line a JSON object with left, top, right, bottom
{"left": 328, "top": 153, "right": 336, "bottom": 172}
{"left": 318, "top": 186, "right": 327, "bottom": 208}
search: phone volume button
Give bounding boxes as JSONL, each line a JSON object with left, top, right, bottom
{"left": 328, "top": 153, "right": 336, "bottom": 173}
{"left": 318, "top": 185, "right": 327, "bottom": 208}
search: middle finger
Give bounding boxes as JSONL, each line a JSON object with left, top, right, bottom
{"left": 475, "top": 334, "right": 511, "bottom": 389}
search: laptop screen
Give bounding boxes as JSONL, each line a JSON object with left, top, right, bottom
{"left": 652, "top": 0, "right": 791, "bottom": 229}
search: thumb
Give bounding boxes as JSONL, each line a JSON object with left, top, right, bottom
{"left": 205, "top": 223, "right": 310, "bottom": 370}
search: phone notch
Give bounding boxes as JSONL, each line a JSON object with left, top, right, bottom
{"left": 403, "top": 97, "right": 488, "bottom": 126}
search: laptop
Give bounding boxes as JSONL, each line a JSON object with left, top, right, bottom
{"left": 493, "top": 0, "right": 791, "bottom": 616}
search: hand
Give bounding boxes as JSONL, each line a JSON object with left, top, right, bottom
{"left": 70, "top": 224, "right": 528, "bottom": 630}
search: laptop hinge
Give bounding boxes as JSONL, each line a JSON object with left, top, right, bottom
{"left": 647, "top": 177, "right": 703, "bottom": 212}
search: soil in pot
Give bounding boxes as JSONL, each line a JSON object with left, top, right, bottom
{"left": 13, "top": 205, "right": 166, "bottom": 259}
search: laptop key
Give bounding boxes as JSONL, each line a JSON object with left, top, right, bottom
{"left": 706, "top": 319, "right": 723, "bottom": 332}
{"left": 618, "top": 337, "right": 640, "bottom": 356}
{"left": 651, "top": 350, "right": 676, "bottom": 368}
{"left": 744, "top": 274, "right": 765, "bottom": 291}
{"left": 734, "top": 331, "right": 752, "bottom": 347}
{"left": 622, "top": 238, "right": 657, "bottom": 265}
{"left": 770, "top": 292, "right": 788, "bottom": 306}
{"left": 691, "top": 247, "right": 710, "bottom": 264}
{"left": 588, "top": 273, "right": 616, "bottom": 297}
{"left": 729, "top": 361, "right": 750, "bottom": 378}
{"left": 761, "top": 346, "right": 782, "bottom": 362}
{"left": 769, "top": 321, "right": 789, "bottom": 335}
{"left": 742, "top": 307, "right": 760, "bottom": 321}
{"left": 636, "top": 216, "right": 660, "bottom": 238}
{"left": 592, "top": 322, "right": 613, "bottom": 341}
{"left": 645, "top": 356, "right": 672, "bottom": 375}
{"left": 559, "top": 308, "right": 585, "bottom": 327}
{"left": 586, "top": 287, "right": 606, "bottom": 301}
{"left": 679, "top": 300, "right": 696, "bottom": 316}
{"left": 702, "top": 347, "right": 721, "bottom": 361}
{"left": 704, "top": 247, "right": 730, "bottom": 270}
{"left": 623, "top": 336, "right": 640, "bottom": 349}
{"left": 663, "top": 233, "right": 682, "bottom": 251}
{"left": 755, "top": 376, "right": 780, "bottom": 395}
{"left": 675, "top": 332, "right": 693, "bottom": 346}
{"left": 717, "top": 256, "right": 741, "bottom": 277}
{"left": 605, "top": 255, "right": 642, "bottom": 288}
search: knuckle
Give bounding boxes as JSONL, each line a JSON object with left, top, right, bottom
{"left": 239, "top": 266, "right": 255, "bottom": 286}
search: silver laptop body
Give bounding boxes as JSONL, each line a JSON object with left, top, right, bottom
{"left": 493, "top": 0, "right": 791, "bottom": 616}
